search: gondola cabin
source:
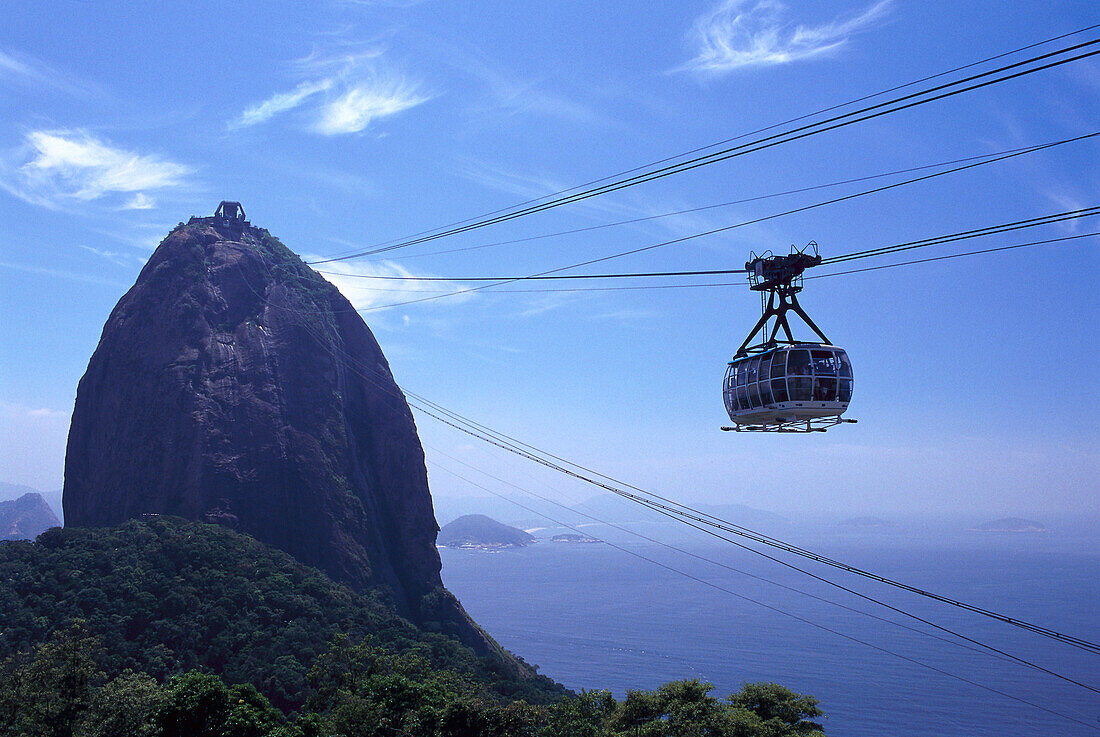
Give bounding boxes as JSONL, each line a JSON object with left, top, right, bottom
{"left": 722, "top": 244, "right": 856, "bottom": 433}
{"left": 723, "top": 343, "right": 852, "bottom": 428}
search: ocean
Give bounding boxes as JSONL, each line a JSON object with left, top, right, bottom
{"left": 439, "top": 518, "right": 1099, "bottom": 737}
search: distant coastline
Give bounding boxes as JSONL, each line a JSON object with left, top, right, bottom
{"left": 969, "top": 517, "right": 1048, "bottom": 533}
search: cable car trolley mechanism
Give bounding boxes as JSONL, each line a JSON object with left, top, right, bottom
{"left": 722, "top": 243, "right": 856, "bottom": 433}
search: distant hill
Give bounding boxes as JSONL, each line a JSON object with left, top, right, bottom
{"left": 0, "top": 482, "right": 63, "bottom": 523}
{"left": 840, "top": 516, "right": 896, "bottom": 528}
{"left": 0, "top": 492, "right": 60, "bottom": 540}
{"left": 432, "top": 494, "right": 540, "bottom": 527}
{"left": 438, "top": 515, "right": 535, "bottom": 549}
{"left": 972, "top": 517, "right": 1048, "bottom": 533}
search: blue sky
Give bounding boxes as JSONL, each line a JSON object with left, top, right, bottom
{"left": 0, "top": 0, "right": 1097, "bottom": 517}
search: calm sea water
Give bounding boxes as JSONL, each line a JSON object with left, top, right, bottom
{"left": 440, "top": 520, "right": 1099, "bottom": 737}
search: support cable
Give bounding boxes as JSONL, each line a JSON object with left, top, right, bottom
{"left": 314, "top": 24, "right": 1100, "bottom": 263}
{"left": 415, "top": 455, "right": 1095, "bottom": 734}
{"left": 350, "top": 133, "right": 1097, "bottom": 311}
{"left": 424, "top": 456, "right": 1100, "bottom": 731}
{"left": 309, "top": 39, "right": 1100, "bottom": 265}
{"left": 336, "top": 143, "right": 1082, "bottom": 265}
{"left": 316, "top": 207, "right": 1098, "bottom": 283}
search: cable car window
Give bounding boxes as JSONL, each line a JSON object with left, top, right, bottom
{"left": 737, "top": 385, "right": 749, "bottom": 410}
{"left": 838, "top": 379, "right": 853, "bottom": 402}
{"left": 770, "top": 351, "right": 787, "bottom": 378}
{"left": 771, "top": 378, "right": 788, "bottom": 403}
{"left": 789, "top": 376, "right": 812, "bottom": 401}
{"left": 748, "top": 381, "right": 762, "bottom": 407}
{"left": 759, "top": 376, "right": 774, "bottom": 405}
{"left": 734, "top": 363, "right": 745, "bottom": 386}
{"left": 811, "top": 350, "right": 838, "bottom": 375}
{"left": 787, "top": 350, "right": 811, "bottom": 376}
{"left": 759, "top": 354, "right": 773, "bottom": 382}
{"left": 814, "top": 377, "right": 837, "bottom": 401}
{"left": 837, "top": 351, "right": 852, "bottom": 378}
{"left": 747, "top": 357, "right": 760, "bottom": 384}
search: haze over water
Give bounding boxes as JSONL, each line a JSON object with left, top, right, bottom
{"left": 441, "top": 516, "right": 1100, "bottom": 737}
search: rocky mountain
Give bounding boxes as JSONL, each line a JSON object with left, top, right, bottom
{"left": 438, "top": 515, "right": 535, "bottom": 549}
{"left": 62, "top": 209, "right": 492, "bottom": 654}
{"left": 0, "top": 492, "right": 60, "bottom": 540}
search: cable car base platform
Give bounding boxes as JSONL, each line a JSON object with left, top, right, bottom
{"left": 722, "top": 417, "right": 858, "bottom": 433}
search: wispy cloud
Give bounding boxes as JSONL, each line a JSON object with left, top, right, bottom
{"left": 0, "top": 260, "right": 131, "bottom": 287}
{"left": 337, "top": 0, "right": 429, "bottom": 7}
{"left": 0, "top": 48, "right": 42, "bottom": 83}
{"left": 681, "top": 0, "right": 892, "bottom": 75}
{"left": 121, "top": 192, "right": 156, "bottom": 210}
{"left": 315, "top": 76, "right": 428, "bottom": 135}
{"left": 1, "top": 130, "right": 190, "bottom": 209}
{"left": 0, "top": 46, "right": 94, "bottom": 97}
{"left": 78, "top": 245, "right": 148, "bottom": 268}
{"left": 26, "top": 408, "right": 66, "bottom": 419}
{"left": 308, "top": 256, "right": 474, "bottom": 311}
{"left": 231, "top": 79, "right": 334, "bottom": 129}
{"left": 232, "top": 46, "right": 430, "bottom": 135}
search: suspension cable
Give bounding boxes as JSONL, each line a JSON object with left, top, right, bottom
{"left": 310, "top": 38, "right": 1100, "bottom": 265}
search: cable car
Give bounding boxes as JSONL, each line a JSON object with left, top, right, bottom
{"left": 722, "top": 244, "right": 856, "bottom": 433}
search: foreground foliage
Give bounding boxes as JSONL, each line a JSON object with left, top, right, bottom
{"left": 0, "top": 519, "right": 827, "bottom": 735}
{"left": 0, "top": 518, "right": 561, "bottom": 709}
{"left": 0, "top": 627, "right": 825, "bottom": 736}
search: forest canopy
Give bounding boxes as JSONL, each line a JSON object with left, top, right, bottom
{"left": 0, "top": 518, "right": 825, "bottom": 736}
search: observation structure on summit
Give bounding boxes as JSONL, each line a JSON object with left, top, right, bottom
{"left": 722, "top": 243, "right": 855, "bottom": 433}
{"left": 188, "top": 201, "right": 250, "bottom": 237}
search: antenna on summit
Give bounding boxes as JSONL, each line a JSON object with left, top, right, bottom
{"left": 188, "top": 201, "right": 250, "bottom": 237}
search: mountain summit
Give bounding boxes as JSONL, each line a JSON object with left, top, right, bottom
{"left": 63, "top": 204, "right": 489, "bottom": 651}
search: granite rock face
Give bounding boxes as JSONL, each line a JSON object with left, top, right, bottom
{"left": 0, "top": 493, "right": 60, "bottom": 541}
{"left": 64, "top": 220, "right": 491, "bottom": 652}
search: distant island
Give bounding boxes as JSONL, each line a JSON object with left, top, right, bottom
{"left": 971, "top": 517, "right": 1048, "bottom": 533}
{"left": 0, "top": 492, "right": 60, "bottom": 541}
{"left": 839, "top": 516, "right": 895, "bottom": 528}
{"left": 551, "top": 533, "right": 600, "bottom": 544}
{"left": 438, "top": 514, "right": 535, "bottom": 549}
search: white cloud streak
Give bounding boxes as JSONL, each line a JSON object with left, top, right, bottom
{"left": 122, "top": 192, "right": 156, "bottom": 210}
{"left": 308, "top": 257, "right": 474, "bottom": 311}
{"left": 315, "top": 77, "right": 428, "bottom": 135}
{"left": 5, "top": 131, "right": 190, "bottom": 208}
{"left": 0, "top": 47, "right": 93, "bottom": 97}
{"left": 232, "top": 47, "right": 429, "bottom": 136}
{"left": 231, "top": 79, "right": 334, "bottom": 128}
{"left": 682, "top": 0, "right": 892, "bottom": 74}
{"left": 0, "top": 49, "right": 40, "bottom": 82}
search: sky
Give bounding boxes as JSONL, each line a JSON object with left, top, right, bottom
{"left": 0, "top": 0, "right": 1097, "bottom": 518}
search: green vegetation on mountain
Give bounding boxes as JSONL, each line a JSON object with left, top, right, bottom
{"left": 438, "top": 515, "right": 535, "bottom": 549}
{"left": 0, "top": 517, "right": 560, "bottom": 711}
{"left": 0, "top": 518, "right": 827, "bottom": 736}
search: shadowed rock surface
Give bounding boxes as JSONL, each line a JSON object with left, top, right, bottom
{"left": 0, "top": 492, "right": 60, "bottom": 540}
{"left": 63, "top": 218, "right": 496, "bottom": 655}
